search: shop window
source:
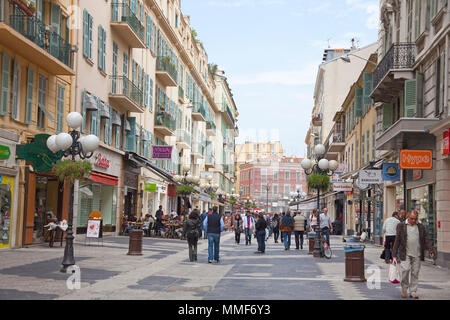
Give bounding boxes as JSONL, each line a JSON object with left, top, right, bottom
{"left": 0, "top": 177, "right": 14, "bottom": 248}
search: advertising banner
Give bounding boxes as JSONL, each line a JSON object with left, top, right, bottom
{"left": 152, "top": 146, "right": 173, "bottom": 159}
{"left": 400, "top": 150, "right": 432, "bottom": 170}
{"left": 332, "top": 182, "right": 353, "bottom": 192}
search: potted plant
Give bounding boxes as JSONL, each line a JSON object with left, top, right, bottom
{"left": 53, "top": 160, "right": 92, "bottom": 183}
{"left": 306, "top": 173, "right": 330, "bottom": 193}
{"left": 176, "top": 184, "right": 195, "bottom": 196}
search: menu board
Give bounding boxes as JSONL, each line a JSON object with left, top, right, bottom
{"left": 86, "top": 220, "right": 101, "bottom": 238}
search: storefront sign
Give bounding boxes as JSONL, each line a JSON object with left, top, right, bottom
{"left": 86, "top": 220, "right": 101, "bottom": 238}
{"left": 95, "top": 153, "right": 111, "bottom": 169}
{"left": 152, "top": 146, "right": 172, "bottom": 159}
{"left": 400, "top": 150, "right": 433, "bottom": 170}
{"left": 413, "top": 169, "right": 422, "bottom": 181}
{"left": 145, "top": 183, "right": 157, "bottom": 192}
{"left": 332, "top": 182, "right": 353, "bottom": 192}
{"left": 443, "top": 129, "right": 450, "bottom": 156}
{"left": 382, "top": 163, "right": 400, "bottom": 181}
{"left": 359, "top": 170, "right": 383, "bottom": 184}
{"left": 0, "top": 145, "right": 11, "bottom": 160}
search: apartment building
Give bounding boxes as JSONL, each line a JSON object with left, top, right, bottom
{"left": 371, "top": 0, "right": 450, "bottom": 267}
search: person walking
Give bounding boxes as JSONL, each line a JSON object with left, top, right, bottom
{"left": 280, "top": 212, "right": 286, "bottom": 243}
{"left": 183, "top": 211, "right": 201, "bottom": 262}
{"left": 293, "top": 211, "right": 307, "bottom": 250}
{"left": 155, "top": 205, "right": 164, "bottom": 236}
{"left": 280, "top": 212, "right": 294, "bottom": 250}
{"left": 200, "top": 210, "right": 208, "bottom": 240}
{"left": 243, "top": 211, "right": 255, "bottom": 246}
{"left": 393, "top": 210, "right": 435, "bottom": 299}
{"left": 383, "top": 211, "right": 400, "bottom": 263}
{"left": 398, "top": 209, "right": 407, "bottom": 222}
{"left": 203, "top": 206, "right": 225, "bottom": 263}
{"left": 233, "top": 213, "right": 243, "bottom": 244}
{"left": 309, "top": 209, "right": 318, "bottom": 232}
{"left": 255, "top": 213, "right": 267, "bottom": 254}
{"left": 320, "top": 208, "right": 333, "bottom": 247}
{"left": 272, "top": 214, "right": 280, "bottom": 243}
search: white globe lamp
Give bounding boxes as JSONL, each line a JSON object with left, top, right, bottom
{"left": 301, "top": 158, "right": 312, "bottom": 170}
{"left": 81, "top": 135, "right": 100, "bottom": 153}
{"left": 207, "top": 175, "right": 213, "bottom": 182}
{"left": 66, "top": 112, "right": 83, "bottom": 130}
{"left": 314, "top": 144, "right": 326, "bottom": 156}
{"left": 329, "top": 160, "right": 339, "bottom": 171}
{"left": 46, "top": 135, "right": 60, "bottom": 153}
{"left": 318, "top": 159, "right": 329, "bottom": 170}
{"left": 55, "top": 133, "right": 73, "bottom": 151}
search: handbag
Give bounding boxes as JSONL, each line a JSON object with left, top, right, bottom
{"left": 380, "top": 248, "right": 392, "bottom": 260}
{"left": 389, "top": 260, "right": 401, "bottom": 284}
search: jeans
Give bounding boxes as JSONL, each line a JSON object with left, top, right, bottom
{"left": 294, "top": 231, "right": 305, "bottom": 249}
{"left": 385, "top": 235, "right": 396, "bottom": 260}
{"left": 187, "top": 236, "right": 198, "bottom": 262}
{"left": 321, "top": 227, "right": 330, "bottom": 247}
{"left": 256, "top": 230, "right": 266, "bottom": 252}
{"left": 283, "top": 231, "right": 292, "bottom": 249}
{"left": 235, "top": 230, "right": 241, "bottom": 244}
{"left": 273, "top": 230, "right": 279, "bottom": 242}
{"left": 401, "top": 255, "right": 421, "bottom": 293}
{"left": 207, "top": 233, "right": 220, "bottom": 262}
{"left": 245, "top": 228, "right": 252, "bottom": 245}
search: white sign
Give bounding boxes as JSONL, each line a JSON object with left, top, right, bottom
{"left": 332, "top": 182, "right": 353, "bottom": 192}
{"left": 86, "top": 220, "right": 101, "bottom": 238}
{"left": 359, "top": 170, "right": 383, "bottom": 184}
{"left": 355, "top": 178, "right": 369, "bottom": 190}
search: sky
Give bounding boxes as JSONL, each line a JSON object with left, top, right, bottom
{"left": 182, "top": 0, "right": 380, "bottom": 158}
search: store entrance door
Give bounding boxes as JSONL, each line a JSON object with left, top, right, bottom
{"left": 124, "top": 189, "right": 137, "bottom": 218}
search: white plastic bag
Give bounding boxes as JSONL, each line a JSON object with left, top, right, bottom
{"left": 389, "top": 260, "right": 401, "bottom": 284}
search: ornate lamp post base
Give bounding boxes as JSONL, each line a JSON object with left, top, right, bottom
{"left": 313, "top": 227, "right": 322, "bottom": 258}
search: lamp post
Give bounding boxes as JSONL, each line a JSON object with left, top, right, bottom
{"left": 173, "top": 165, "right": 200, "bottom": 219}
{"left": 46, "top": 112, "right": 100, "bottom": 273}
{"left": 301, "top": 144, "right": 339, "bottom": 258}
{"left": 291, "top": 190, "right": 307, "bottom": 211}
{"left": 200, "top": 175, "right": 219, "bottom": 211}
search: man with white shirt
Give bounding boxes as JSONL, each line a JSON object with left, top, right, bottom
{"left": 242, "top": 211, "right": 255, "bottom": 245}
{"left": 383, "top": 211, "right": 400, "bottom": 262}
{"left": 320, "top": 208, "right": 333, "bottom": 247}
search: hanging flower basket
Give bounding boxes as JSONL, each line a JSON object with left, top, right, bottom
{"left": 176, "top": 184, "right": 195, "bottom": 196}
{"left": 307, "top": 173, "right": 330, "bottom": 193}
{"left": 53, "top": 160, "right": 92, "bottom": 184}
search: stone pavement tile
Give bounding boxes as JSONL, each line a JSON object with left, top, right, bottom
{"left": 0, "top": 288, "right": 58, "bottom": 300}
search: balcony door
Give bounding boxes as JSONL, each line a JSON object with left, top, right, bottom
{"left": 49, "top": 3, "right": 62, "bottom": 60}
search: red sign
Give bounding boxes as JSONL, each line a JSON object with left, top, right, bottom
{"left": 443, "top": 129, "right": 450, "bottom": 156}
{"left": 95, "top": 153, "right": 110, "bottom": 169}
{"left": 400, "top": 150, "right": 433, "bottom": 170}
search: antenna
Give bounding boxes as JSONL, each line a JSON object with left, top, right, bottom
{"left": 327, "top": 38, "right": 331, "bottom": 48}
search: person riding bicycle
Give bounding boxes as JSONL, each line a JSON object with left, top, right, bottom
{"left": 320, "top": 208, "right": 333, "bottom": 247}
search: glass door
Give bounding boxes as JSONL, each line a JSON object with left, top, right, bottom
{"left": 0, "top": 176, "right": 14, "bottom": 248}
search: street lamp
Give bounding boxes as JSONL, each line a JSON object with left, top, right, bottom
{"left": 47, "top": 112, "right": 100, "bottom": 272}
{"left": 291, "top": 190, "right": 307, "bottom": 211}
{"left": 173, "top": 166, "right": 200, "bottom": 218}
{"left": 301, "top": 144, "right": 339, "bottom": 258}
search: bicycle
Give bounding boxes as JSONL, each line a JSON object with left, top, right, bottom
{"left": 319, "top": 232, "right": 332, "bottom": 259}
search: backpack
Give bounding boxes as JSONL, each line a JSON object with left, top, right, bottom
{"left": 271, "top": 219, "right": 278, "bottom": 229}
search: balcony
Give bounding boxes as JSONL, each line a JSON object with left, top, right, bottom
{"left": 192, "top": 102, "right": 206, "bottom": 122}
{"left": 154, "top": 105, "right": 176, "bottom": 137}
{"left": 206, "top": 121, "right": 216, "bottom": 136}
{"left": 156, "top": 56, "right": 177, "bottom": 87}
{"left": 0, "top": 12, "right": 74, "bottom": 75}
{"left": 371, "top": 43, "right": 415, "bottom": 103}
{"left": 109, "top": 76, "right": 144, "bottom": 113}
{"left": 312, "top": 113, "right": 322, "bottom": 126}
{"left": 175, "top": 129, "right": 191, "bottom": 150}
{"left": 178, "top": 86, "right": 184, "bottom": 103}
{"left": 222, "top": 164, "right": 229, "bottom": 174}
{"left": 111, "top": 2, "right": 145, "bottom": 48}
{"left": 191, "top": 141, "right": 205, "bottom": 159}
{"left": 327, "top": 131, "right": 345, "bottom": 153}
{"left": 221, "top": 104, "right": 235, "bottom": 126}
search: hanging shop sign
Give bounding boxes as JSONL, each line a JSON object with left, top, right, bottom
{"left": 400, "top": 150, "right": 433, "bottom": 170}
{"left": 413, "top": 169, "right": 423, "bottom": 181}
{"left": 382, "top": 163, "right": 401, "bottom": 181}
{"left": 443, "top": 129, "right": 450, "bottom": 156}
{"left": 0, "top": 145, "right": 11, "bottom": 160}
{"left": 152, "top": 146, "right": 173, "bottom": 159}
{"left": 332, "top": 182, "right": 353, "bottom": 192}
{"left": 16, "top": 134, "right": 63, "bottom": 172}
{"left": 145, "top": 183, "right": 157, "bottom": 192}
{"left": 359, "top": 170, "right": 383, "bottom": 184}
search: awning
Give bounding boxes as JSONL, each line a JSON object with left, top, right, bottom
{"left": 89, "top": 171, "right": 119, "bottom": 186}
{"left": 126, "top": 152, "right": 174, "bottom": 182}
{"left": 85, "top": 93, "right": 98, "bottom": 110}
{"left": 112, "top": 111, "right": 121, "bottom": 126}
{"left": 124, "top": 119, "right": 131, "bottom": 131}
{"left": 100, "top": 102, "right": 110, "bottom": 119}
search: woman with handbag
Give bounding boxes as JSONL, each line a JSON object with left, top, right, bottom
{"left": 233, "top": 213, "right": 243, "bottom": 244}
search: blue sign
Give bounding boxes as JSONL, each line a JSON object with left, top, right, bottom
{"left": 382, "top": 163, "right": 400, "bottom": 181}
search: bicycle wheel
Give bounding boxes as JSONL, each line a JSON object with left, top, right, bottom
{"left": 322, "top": 239, "right": 332, "bottom": 259}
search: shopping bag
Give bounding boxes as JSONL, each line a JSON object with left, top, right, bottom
{"left": 389, "top": 260, "right": 401, "bottom": 284}
{"left": 380, "top": 248, "right": 392, "bottom": 260}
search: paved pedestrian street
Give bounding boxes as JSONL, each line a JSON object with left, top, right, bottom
{"left": 0, "top": 234, "right": 449, "bottom": 300}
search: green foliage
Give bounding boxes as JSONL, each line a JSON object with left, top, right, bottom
{"left": 208, "top": 63, "right": 218, "bottom": 78}
{"left": 53, "top": 160, "right": 92, "bottom": 183}
{"left": 208, "top": 192, "right": 215, "bottom": 200}
{"left": 176, "top": 184, "right": 195, "bottom": 195}
{"left": 307, "top": 174, "right": 331, "bottom": 193}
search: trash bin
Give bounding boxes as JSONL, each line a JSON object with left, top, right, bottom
{"left": 308, "top": 232, "right": 316, "bottom": 255}
{"left": 127, "top": 229, "right": 143, "bottom": 256}
{"left": 344, "top": 244, "right": 366, "bottom": 282}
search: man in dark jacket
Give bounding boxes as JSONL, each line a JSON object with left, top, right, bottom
{"left": 280, "top": 212, "right": 294, "bottom": 250}
{"left": 183, "top": 211, "right": 201, "bottom": 262}
{"left": 255, "top": 214, "right": 267, "bottom": 254}
{"left": 203, "top": 206, "right": 224, "bottom": 263}
{"left": 393, "top": 210, "right": 435, "bottom": 299}
{"left": 155, "top": 206, "right": 164, "bottom": 236}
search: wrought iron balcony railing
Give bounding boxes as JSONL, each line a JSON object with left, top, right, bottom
{"left": 176, "top": 129, "right": 191, "bottom": 145}
{"left": 111, "top": 2, "right": 145, "bottom": 42}
{"left": 373, "top": 43, "right": 416, "bottom": 90}
{"left": 155, "top": 104, "right": 176, "bottom": 131}
{"left": 156, "top": 56, "right": 177, "bottom": 82}
{"left": 110, "top": 75, "right": 143, "bottom": 107}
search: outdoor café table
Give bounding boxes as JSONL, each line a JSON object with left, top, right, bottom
{"left": 129, "top": 222, "right": 144, "bottom": 230}
{"left": 166, "top": 222, "right": 182, "bottom": 238}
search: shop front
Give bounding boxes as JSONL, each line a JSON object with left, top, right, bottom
{"left": 123, "top": 162, "right": 139, "bottom": 219}
{"left": 0, "top": 129, "right": 19, "bottom": 248}
{"left": 76, "top": 148, "right": 122, "bottom": 234}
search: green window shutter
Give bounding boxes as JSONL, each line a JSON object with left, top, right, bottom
{"left": 366, "top": 129, "right": 370, "bottom": 162}
{"left": 11, "top": 60, "right": 21, "bottom": 121}
{"left": 145, "top": 73, "right": 149, "bottom": 107}
{"left": 90, "top": 96, "right": 97, "bottom": 135}
{"left": 83, "top": 10, "right": 89, "bottom": 58}
{"left": 56, "top": 85, "right": 65, "bottom": 133}
{"left": 1, "top": 52, "right": 11, "bottom": 116}
{"left": 108, "top": 105, "right": 113, "bottom": 145}
{"left": 383, "top": 103, "right": 394, "bottom": 131}
{"left": 126, "top": 117, "right": 136, "bottom": 152}
{"left": 25, "top": 67, "right": 34, "bottom": 124}
{"left": 363, "top": 72, "right": 373, "bottom": 112}
{"left": 88, "top": 14, "right": 93, "bottom": 59}
{"left": 404, "top": 76, "right": 423, "bottom": 117}
{"left": 355, "top": 88, "right": 363, "bottom": 117}
{"left": 81, "top": 89, "right": 87, "bottom": 133}
{"left": 136, "top": 124, "right": 140, "bottom": 155}
{"left": 98, "top": 26, "right": 103, "bottom": 70}
{"left": 362, "top": 134, "right": 365, "bottom": 165}
{"left": 115, "top": 123, "right": 121, "bottom": 149}
{"left": 96, "top": 101, "right": 101, "bottom": 137}
{"left": 146, "top": 15, "right": 150, "bottom": 48}
{"left": 149, "top": 78, "right": 153, "bottom": 112}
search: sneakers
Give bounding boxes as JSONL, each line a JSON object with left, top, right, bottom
{"left": 208, "top": 260, "right": 212, "bottom": 264}
{"left": 410, "top": 293, "right": 419, "bottom": 299}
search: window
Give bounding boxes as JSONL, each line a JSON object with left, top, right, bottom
{"left": 24, "top": 67, "right": 34, "bottom": 124}
{"left": 362, "top": 135, "right": 365, "bottom": 165}
{"left": 175, "top": 14, "right": 178, "bottom": 28}
{"left": 273, "top": 171, "right": 278, "bottom": 180}
{"left": 372, "top": 124, "right": 376, "bottom": 160}
{"left": 355, "top": 140, "right": 359, "bottom": 168}
{"left": 56, "top": 85, "right": 65, "bottom": 133}
{"left": 37, "top": 75, "right": 47, "bottom": 129}
{"left": 296, "top": 171, "right": 302, "bottom": 181}
{"left": 415, "top": 0, "right": 421, "bottom": 39}
{"left": 273, "top": 185, "right": 278, "bottom": 195}
{"left": 284, "top": 185, "right": 290, "bottom": 195}
{"left": 366, "top": 129, "right": 370, "bottom": 162}
{"left": 10, "top": 59, "right": 21, "bottom": 121}
{"left": 83, "top": 10, "right": 93, "bottom": 61}
{"left": 285, "top": 171, "right": 290, "bottom": 180}
{"left": 407, "top": 0, "right": 413, "bottom": 42}
{"left": 0, "top": 52, "right": 10, "bottom": 116}
{"left": 436, "top": 53, "right": 445, "bottom": 115}
{"left": 98, "top": 25, "right": 106, "bottom": 72}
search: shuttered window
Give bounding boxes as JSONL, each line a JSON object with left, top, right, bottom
{"left": 363, "top": 72, "right": 373, "bottom": 114}
{"left": 383, "top": 103, "right": 394, "bottom": 131}
{"left": 83, "top": 10, "right": 93, "bottom": 60}
{"left": 145, "top": 73, "right": 149, "bottom": 107}
{"left": 126, "top": 117, "right": 136, "bottom": 152}
{"left": 11, "top": 60, "right": 21, "bottom": 121}
{"left": 149, "top": 78, "right": 154, "bottom": 112}
{"left": 98, "top": 25, "right": 106, "bottom": 72}
{"left": 37, "top": 75, "right": 47, "bottom": 129}
{"left": 436, "top": 53, "right": 445, "bottom": 116}
{"left": 1, "top": 52, "right": 11, "bottom": 116}
{"left": 404, "top": 77, "right": 423, "bottom": 117}
{"left": 355, "top": 88, "right": 363, "bottom": 118}
{"left": 361, "top": 134, "right": 365, "bottom": 165}
{"left": 56, "top": 85, "right": 65, "bottom": 133}
{"left": 25, "top": 67, "right": 34, "bottom": 124}
{"left": 366, "top": 129, "right": 370, "bottom": 162}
